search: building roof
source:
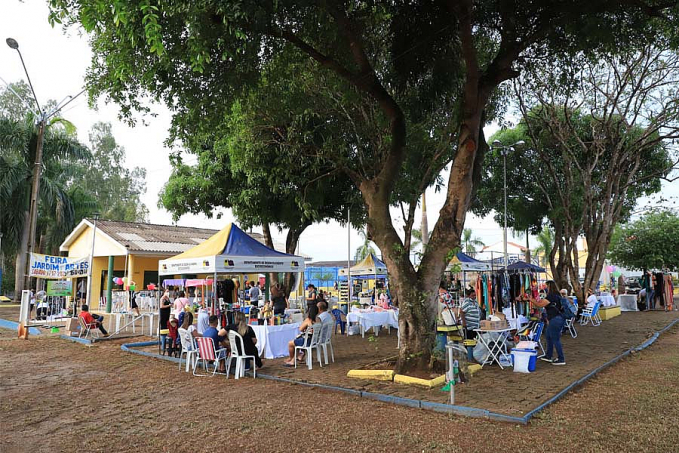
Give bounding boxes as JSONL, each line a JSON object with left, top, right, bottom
{"left": 60, "top": 219, "right": 312, "bottom": 258}
{"left": 480, "top": 241, "right": 527, "bottom": 253}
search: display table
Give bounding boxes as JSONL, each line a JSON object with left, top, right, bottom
{"left": 618, "top": 294, "right": 638, "bottom": 312}
{"left": 599, "top": 294, "right": 617, "bottom": 307}
{"left": 251, "top": 323, "right": 300, "bottom": 359}
{"left": 474, "top": 327, "right": 513, "bottom": 369}
{"left": 347, "top": 309, "right": 398, "bottom": 337}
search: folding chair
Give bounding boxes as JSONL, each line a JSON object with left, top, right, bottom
{"left": 580, "top": 301, "right": 602, "bottom": 326}
{"left": 564, "top": 315, "right": 577, "bottom": 338}
{"left": 319, "top": 322, "right": 335, "bottom": 365}
{"left": 193, "top": 337, "right": 228, "bottom": 377}
{"left": 227, "top": 331, "right": 257, "bottom": 379}
{"left": 78, "top": 316, "right": 99, "bottom": 339}
{"left": 518, "top": 321, "right": 545, "bottom": 357}
{"left": 331, "top": 308, "right": 347, "bottom": 335}
{"left": 177, "top": 328, "right": 198, "bottom": 372}
{"left": 295, "top": 322, "right": 323, "bottom": 370}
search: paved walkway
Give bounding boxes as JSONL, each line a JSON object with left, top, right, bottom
{"left": 260, "top": 310, "right": 679, "bottom": 415}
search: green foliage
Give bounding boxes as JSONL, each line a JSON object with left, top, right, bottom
{"left": 534, "top": 227, "right": 555, "bottom": 267}
{"left": 609, "top": 211, "right": 679, "bottom": 271}
{"left": 354, "top": 229, "right": 376, "bottom": 262}
{"left": 461, "top": 228, "right": 485, "bottom": 255}
{"left": 77, "top": 122, "right": 149, "bottom": 222}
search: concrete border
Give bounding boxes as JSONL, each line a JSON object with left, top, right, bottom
{"left": 0, "top": 318, "right": 41, "bottom": 335}
{"left": 120, "top": 318, "right": 679, "bottom": 424}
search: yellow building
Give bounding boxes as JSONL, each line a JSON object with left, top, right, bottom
{"left": 59, "top": 219, "right": 219, "bottom": 309}
{"left": 59, "top": 219, "right": 307, "bottom": 310}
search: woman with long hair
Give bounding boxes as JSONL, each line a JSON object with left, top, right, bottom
{"left": 283, "top": 305, "right": 319, "bottom": 367}
{"left": 531, "top": 280, "right": 566, "bottom": 365}
{"left": 180, "top": 311, "right": 199, "bottom": 338}
{"left": 225, "top": 311, "right": 262, "bottom": 368}
{"left": 270, "top": 284, "right": 288, "bottom": 316}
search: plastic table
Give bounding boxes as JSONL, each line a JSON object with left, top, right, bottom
{"left": 473, "top": 327, "right": 513, "bottom": 369}
{"left": 251, "top": 323, "right": 300, "bottom": 359}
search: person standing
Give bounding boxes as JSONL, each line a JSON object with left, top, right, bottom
{"left": 305, "top": 284, "right": 317, "bottom": 313}
{"left": 173, "top": 291, "right": 190, "bottom": 317}
{"left": 159, "top": 289, "right": 172, "bottom": 355}
{"left": 248, "top": 281, "right": 261, "bottom": 306}
{"left": 531, "top": 280, "right": 566, "bottom": 366}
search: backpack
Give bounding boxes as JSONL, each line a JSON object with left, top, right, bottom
{"left": 559, "top": 297, "right": 575, "bottom": 319}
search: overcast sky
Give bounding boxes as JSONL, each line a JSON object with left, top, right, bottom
{"left": 2, "top": 1, "right": 677, "bottom": 262}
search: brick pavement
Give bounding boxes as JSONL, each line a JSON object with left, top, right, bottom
{"left": 260, "top": 310, "right": 679, "bottom": 416}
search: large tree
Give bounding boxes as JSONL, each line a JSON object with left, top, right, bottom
{"left": 475, "top": 46, "right": 678, "bottom": 300}
{"left": 79, "top": 122, "right": 149, "bottom": 222}
{"left": 49, "top": 0, "right": 678, "bottom": 371}
{"left": 609, "top": 210, "right": 679, "bottom": 272}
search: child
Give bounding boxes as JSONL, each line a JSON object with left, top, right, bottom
{"left": 167, "top": 317, "right": 180, "bottom": 357}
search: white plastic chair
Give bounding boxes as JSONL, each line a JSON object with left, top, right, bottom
{"left": 319, "top": 321, "right": 335, "bottom": 365}
{"left": 580, "top": 301, "right": 602, "bottom": 326}
{"left": 194, "top": 337, "right": 228, "bottom": 377}
{"left": 295, "top": 322, "right": 323, "bottom": 370}
{"left": 177, "top": 328, "right": 198, "bottom": 372}
{"left": 227, "top": 331, "right": 256, "bottom": 379}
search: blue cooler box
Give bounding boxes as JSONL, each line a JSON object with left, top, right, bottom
{"left": 511, "top": 348, "right": 537, "bottom": 373}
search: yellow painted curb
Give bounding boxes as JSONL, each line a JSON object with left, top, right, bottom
{"left": 466, "top": 364, "right": 482, "bottom": 376}
{"left": 393, "top": 373, "right": 446, "bottom": 388}
{"left": 347, "top": 369, "right": 395, "bottom": 381}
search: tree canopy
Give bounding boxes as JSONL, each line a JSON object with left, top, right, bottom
{"left": 49, "top": 0, "right": 679, "bottom": 371}
{"left": 609, "top": 211, "right": 679, "bottom": 271}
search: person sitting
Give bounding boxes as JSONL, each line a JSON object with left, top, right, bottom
{"left": 223, "top": 311, "right": 262, "bottom": 369}
{"left": 180, "top": 311, "right": 199, "bottom": 338}
{"left": 283, "top": 305, "right": 319, "bottom": 367}
{"left": 79, "top": 304, "right": 108, "bottom": 336}
{"left": 200, "top": 315, "right": 228, "bottom": 372}
{"left": 317, "top": 300, "right": 332, "bottom": 325}
{"left": 585, "top": 288, "right": 598, "bottom": 310}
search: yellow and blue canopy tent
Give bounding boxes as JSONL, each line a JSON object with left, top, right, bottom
{"left": 158, "top": 223, "right": 305, "bottom": 276}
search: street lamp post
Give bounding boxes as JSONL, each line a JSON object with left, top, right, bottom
{"left": 492, "top": 140, "right": 525, "bottom": 270}
{"left": 5, "top": 37, "right": 86, "bottom": 299}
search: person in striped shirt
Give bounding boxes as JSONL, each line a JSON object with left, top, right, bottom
{"left": 455, "top": 288, "right": 481, "bottom": 340}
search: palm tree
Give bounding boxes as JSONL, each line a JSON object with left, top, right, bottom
{"left": 534, "top": 227, "right": 555, "bottom": 267}
{"left": 0, "top": 114, "right": 90, "bottom": 300}
{"left": 461, "top": 228, "right": 485, "bottom": 255}
{"left": 354, "top": 228, "right": 376, "bottom": 261}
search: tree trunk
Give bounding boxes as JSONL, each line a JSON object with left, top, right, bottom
{"left": 13, "top": 210, "right": 30, "bottom": 302}
{"left": 283, "top": 228, "right": 304, "bottom": 299}
{"left": 261, "top": 223, "right": 279, "bottom": 290}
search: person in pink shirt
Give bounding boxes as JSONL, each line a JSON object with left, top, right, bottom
{"left": 173, "top": 291, "right": 190, "bottom": 317}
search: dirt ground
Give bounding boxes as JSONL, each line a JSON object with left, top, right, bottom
{"left": 2, "top": 307, "right": 679, "bottom": 452}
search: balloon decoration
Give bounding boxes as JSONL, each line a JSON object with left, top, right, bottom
{"left": 606, "top": 265, "right": 614, "bottom": 273}
{"left": 612, "top": 270, "right": 622, "bottom": 278}
{"left": 114, "top": 277, "right": 124, "bottom": 285}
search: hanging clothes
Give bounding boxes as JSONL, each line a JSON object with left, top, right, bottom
{"left": 664, "top": 274, "right": 673, "bottom": 311}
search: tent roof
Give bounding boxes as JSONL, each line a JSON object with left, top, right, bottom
{"left": 449, "top": 252, "right": 492, "bottom": 271}
{"left": 159, "top": 223, "right": 305, "bottom": 275}
{"left": 339, "top": 253, "right": 387, "bottom": 276}
{"left": 501, "top": 261, "right": 546, "bottom": 273}
{"left": 169, "top": 223, "right": 292, "bottom": 260}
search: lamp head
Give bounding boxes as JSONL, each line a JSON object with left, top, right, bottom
{"left": 513, "top": 140, "right": 526, "bottom": 148}
{"left": 492, "top": 140, "right": 502, "bottom": 148}
{"left": 6, "top": 38, "right": 19, "bottom": 50}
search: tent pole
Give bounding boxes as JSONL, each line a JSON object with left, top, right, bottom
{"left": 347, "top": 207, "right": 351, "bottom": 320}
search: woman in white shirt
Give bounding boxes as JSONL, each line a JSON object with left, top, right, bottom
{"left": 585, "top": 288, "right": 598, "bottom": 310}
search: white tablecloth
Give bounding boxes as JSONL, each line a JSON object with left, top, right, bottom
{"left": 347, "top": 310, "right": 399, "bottom": 331}
{"left": 618, "top": 294, "right": 638, "bottom": 312}
{"left": 600, "top": 295, "right": 617, "bottom": 307}
{"left": 251, "top": 323, "right": 300, "bottom": 359}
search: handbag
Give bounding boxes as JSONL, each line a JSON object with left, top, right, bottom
{"left": 441, "top": 307, "right": 457, "bottom": 326}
